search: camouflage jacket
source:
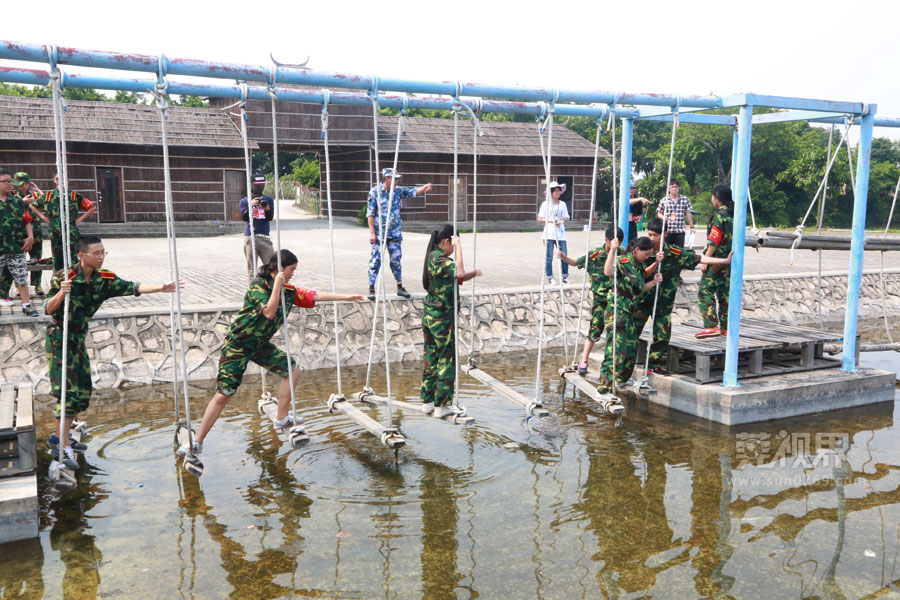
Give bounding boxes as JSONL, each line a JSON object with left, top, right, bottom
{"left": 0, "top": 192, "right": 33, "bottom": 255}
{"left": 637, "top": 244, "right": 701, "bottom": 314}
{"left": 47, "top": 264, "right": 136, "bottom": 330}
{"left": 575, "top": 246, "right": 612, "bottom": 299}
{"left": 366, "top": 185, "right": 417, "bottom": 241}
{"left": 37, "top": 189, "right": 93, "bottom": 237}
{"left": 424, "top": 249, "right": 457, "bottom": 317}
{"left": 608, "top": 252, "right": 645, "bottom": 303}
{"left": 227, "top": 277, "right": 316, "bottom": 348}
{"left": 706, "top": 205, "right": 733, "bottom": 258}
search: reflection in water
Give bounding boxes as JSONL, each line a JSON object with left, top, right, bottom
{"left": 0, "top": 348, "right": 897, "bottom": 598}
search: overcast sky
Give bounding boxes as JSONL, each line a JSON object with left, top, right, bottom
{"left": 4, "top": 0, "right": 899, "bottom": 141}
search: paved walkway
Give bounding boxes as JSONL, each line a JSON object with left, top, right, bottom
{"left": 3, "top": 200, "right": 900, "bottom": 318}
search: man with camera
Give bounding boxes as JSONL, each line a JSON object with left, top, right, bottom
{"left": 240, "top": 174, "right": 275, "bottom": 279}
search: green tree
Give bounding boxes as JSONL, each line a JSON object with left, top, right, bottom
{"left": 113, "top": 90, "right": 146, "bottom": 104}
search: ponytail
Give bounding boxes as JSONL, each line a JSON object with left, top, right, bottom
{"left": 422, "top": 224, "right": 454, "bottom": 291}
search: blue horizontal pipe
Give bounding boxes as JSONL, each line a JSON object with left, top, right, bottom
{"left": 0, "top": 66, "right": 628, "bottom": 119}
{"left": 752, "top": 110, "right": 848, "bottom": 125}
{"left": 635, "top": 113, "right": 736, "bottom": 126}
{"left": 0, "top": 39, "right": 718, "bottom": 108}
{"left": 722, "top": 93, "right": 869, "bottom": 115}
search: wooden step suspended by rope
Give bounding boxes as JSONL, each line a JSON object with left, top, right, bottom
{"left": 174, "top": 420, "right": 203, "bottom": 477}
{"left": 352, "top": 389, "right": 475, "bottom": 426}
{"left": 557, "top": 367, "right": 626, "bottom": 415}
{"left": 327, "top": 394, "right": 406, "bottom": 448}
{"left": 461, "top": 364, "right": 550, "bottom": 418}
{"left": 258, "top": 396, "right": 311, "bottom": 448}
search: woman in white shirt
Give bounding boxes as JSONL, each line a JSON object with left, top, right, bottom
{"left": 537, "top": 181, "right": 570, "bottom": 283}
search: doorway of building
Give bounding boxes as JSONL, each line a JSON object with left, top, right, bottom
{"left": 96, "top": 167, "right": 124, "bottom": 222}
{"left": 449, "top": 175, "right": 467, "bottom": 221}
{"left": 224, "top": 170, "right": 245, "bottom": 221}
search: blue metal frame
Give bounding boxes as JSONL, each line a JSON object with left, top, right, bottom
{"left": 0, "top": 38, "right": 897, "bottom": 386}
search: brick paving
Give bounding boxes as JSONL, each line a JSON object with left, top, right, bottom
{"left": 2, "top": 200, "right": 899, "bottom": 320}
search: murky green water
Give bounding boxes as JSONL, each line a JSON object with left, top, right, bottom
{"left": 1, "top": 342, "right": 899, "bottom": 599}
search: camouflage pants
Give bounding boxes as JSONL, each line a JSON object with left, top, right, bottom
{"left": 588, "top": 294, "right": 607, "bottom": 342}
{"left": 597, "top": 298, "right": 638, "bottom": 394}
{"left": 632, "top": 295, "right": 677, "bottom": 370}
{"left": 1, "top": 237, "right": 43, "bottom": 294}
{"left": 420, "top": 312, "right": 455, "bottom": 407}
{"left": 50, "top": 230, "right": 80, "bottom": 272}
{"left": 0, "top": 253, "right": 28, "bottom": 287}
{"left": 368, "top": 239, "right": 402, "bottom": 285}
{"left": 216, "top": 337, "right": 299, "bottom": 397}
{"left": 46, "top": 324, "right": 91, "bottom": 418}
{"left": 699, "top": 268, "right": 730, "bottom": 328}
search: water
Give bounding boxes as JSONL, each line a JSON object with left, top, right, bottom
{"left": 1, "top": 342, "right": 899, "bottom": 599}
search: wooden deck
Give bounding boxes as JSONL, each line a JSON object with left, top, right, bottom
{"left": 0, "top": 384, "right": 38, "bottom": 543}
{"left": 639, "top": 319, "right": 845, "bottom": 384}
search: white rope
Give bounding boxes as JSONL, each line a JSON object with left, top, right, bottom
{"left": 319, "top": 91, "right": 347, "bottom": 394}
{"left": 152, "top": 81, "right": 195, "bottom": 454}
{"left": 879, "top": 172, "right": 900, "bottom": 345}
{"left": 533, "top": 103, "right": 555, "bottom": 401}
{"left": 608, "top": 110, "right": 619, "bottom": 396}
{"left": 363, "top": 95, "right": 382, "bottom": 390}
{"left": 455, "top": 101, "right": 483, "bottom": 365}
{"left": 452, "top": 107, "right": 460, "bottom": 406}
{"left": 640, "top": 112, "right": 678, "bottom": 382}
{"left": 48, "top": 58, "right": 72, "bottom": 456}
{"left": 817, "top": 124, "right": 835, "bottom": 326}
{"left": 573, "top": 119, "right": 603, "bottom": 362}
{"left": 269, "top": 83, "right": 300, "bottom": 422}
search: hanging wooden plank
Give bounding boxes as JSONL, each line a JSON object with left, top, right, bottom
{"left": 461, "top": 365, "right": 550, "bottom": 417}
{"left": 352, "top": 391, "right": 475, "bottom": 426}
{"left": 325, "top": 395, "right": 405, "bottom": 449}
{"left": 558, "top": 369, "right": 626, "bottom": 415}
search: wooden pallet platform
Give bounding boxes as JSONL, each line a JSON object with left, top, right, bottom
{"left": 0, "top": 385, "right": 36, "bottom": 479}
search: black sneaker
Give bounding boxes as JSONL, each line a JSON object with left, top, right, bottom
{"left": 396, "top": 285, "right": 411, "bottom": 299}
{"left": 367, "top": 285, "right": 376, "bottom": 301}
{"left": 22, "top": 305, "right": 38, "bottom": 317}
{"left": 52, "top": 446, "right": 79, "bottom": 470}
{"left": 48, "top": 433, "right": 88, "bottom": 452}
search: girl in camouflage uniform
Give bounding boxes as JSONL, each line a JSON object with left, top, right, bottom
{"left": 420, "top": 225, "right": 482, "bottom": 419}
{"left": 695, "top": 185, "right": 735, "bottom": 339}
{"left": 597, "top": 236, "right": 662, "bottom": 398}
{"left": 187, "top": 250, "right": 365, "bottom": 455}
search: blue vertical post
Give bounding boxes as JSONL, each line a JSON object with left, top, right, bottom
{"left": 730, "top": 126, "right": 739, "bottom": 186}
{"left": 842, "top": 109, "right": 875, "bottom": 370}
{"left": 618, "top": 118, "right": 634, "bottom": 243}
{"left": 723, "top": 105, "right": 754, "bottom": 387}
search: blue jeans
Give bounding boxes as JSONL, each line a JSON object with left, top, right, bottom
{"left": 544, "top": 239, "right": 568, "bottom": 278}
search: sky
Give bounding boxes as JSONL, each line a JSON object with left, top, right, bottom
{"left": 3, "top": 0, "right": 900, "bottom": 140}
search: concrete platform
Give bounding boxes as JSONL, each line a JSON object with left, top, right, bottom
{"left": 0, "top": 474, "right": 38, "bottom": 544}
{"left": 645, "top": 366, "right": 897, "bottom": 425}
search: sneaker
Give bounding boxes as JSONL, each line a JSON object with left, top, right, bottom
{"left": 23, "top": 305, "right": 38, "bottom": 317}
{"left": 649, "top": 366, "right": 669, "bottom": 376}
{"left": 421, "top": 402, "right": 434, "bottom": 414}
{"left": 433, "top": 405, "right": 454, "bottom": 419}
{"left": 273, "top": 414, "right": 305, "bottom": 431}
{"left": 576, "top": 361, "right": 588, "bottom": 376}
{"left": 52, "top": 446, "right": 79, "bottom": 470}
{"left": 718, "top": 328, "right": 727, "bottom": 336}
{"left": 176, "top": 440, "right": 203, "bottom": 456}
{"left": 695, "top": 327, "right": 720, "bottom": 339}
{"left": 34, "top": 285, "right": 44, "bottom": 297}
{"left": 549, "top": 277, "right": 556, "bottom": 285}
{"left": 625, "top": 377, "right": 637, "bottom": 387}
{"left": 0, "top": 298, "right": 12, "bottom": 307}
{"left": 396, "top": 285, "right": 411, "bottom": 299}
{"left": 48, "top": 433, "right": 88, "bottom": 452}
{"left": 563, "top": 276, "right": 570, "bottom": 284}
{"left": 367, "top": 285, "right": 376, "bottom": 301}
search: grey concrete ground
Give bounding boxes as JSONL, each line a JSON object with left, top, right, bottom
{"left": 3, "top": 200, "right": 900, "bottom": 317}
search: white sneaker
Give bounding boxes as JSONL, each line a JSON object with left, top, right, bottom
{"left": 421, "top": 402, "right": 434, "bottom": 414}
{"left": 433, "top": 405, "right": 454, "bottom": 419}
{"left": 0, "top": 298, "right": 13, "bottom": 307}
{"left": 273, "top": 414, "right": 305, "bottom": 431}
{"left": 625, "top": 378, "right": 637, "bottom": 387}
{"left": 548, "top": 277, "right": 556, "bottom": 285}
{"left": 563, "top": 276, "right": 570, "bottom": 284}
{"left": 176, "top": 441, "right": 203, "bottom": 456}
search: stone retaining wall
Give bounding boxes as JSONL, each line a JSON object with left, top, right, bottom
{"left": 2, "top": 271, "right": 898, "bottom": 394}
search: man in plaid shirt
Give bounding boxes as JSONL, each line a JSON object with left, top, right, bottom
{"left": 656, "top": 179, "right": 695, "bottom": 247}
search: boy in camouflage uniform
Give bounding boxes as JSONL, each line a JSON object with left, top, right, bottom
{"left": 597, "top": 237, "right": 661, "bottom": 397}
{"left": 28, "top": 174, "right": 96, "bottom": 272}
{"left": 366, "top": 168, "right": 433, "bottom": 300}
{"left": 0, "top": 168, "right": 38, "bottom": 316}
{"left": 45, "top": 234, "right": 178, "bottom": 467}
{"left": 557, "top": 225, "right": 623, "bottom": 376}
{"left": 695, "top": 185, "right": 734, "bottom": 339}
{"left": 189, "top": 249, "right": 364, "bottom": 456}
{"left": 634, "top": 218, "right": 732, "bottom": 374}
{"left": 14, "top": 172, "right": 45, "bottom": 294}
{"left": 420, "top": 225, "right": 482, "bottom": 419}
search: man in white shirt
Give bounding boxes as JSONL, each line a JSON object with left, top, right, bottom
{"left": 537, "top": 181, "right": 570, "bottom": 284}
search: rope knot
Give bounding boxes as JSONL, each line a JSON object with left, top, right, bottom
{"left": 327, "top": 393, "right": 344, "bottom": 413}
{"left": 380, "top": 428, "right": 400, "bottom": 447}
{"left": 238, "top": 82, "right": 249, "bottom": 111}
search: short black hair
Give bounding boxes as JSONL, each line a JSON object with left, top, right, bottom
{"left": 77, "top": 234, "right": 103, "bottom": 253}
{"left": 604, "top": 224, "right": 624, "bottom": 242}
{"left": 0, "top": 167, "right": 10, "bottom": 179}
{"left": 646, "top": 218, "right": 663, "bottom": 234}
{"left": 669, "top": 179, "right": 679, "bottom": 186}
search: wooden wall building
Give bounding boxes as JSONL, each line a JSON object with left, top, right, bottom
{"left": 0, "top": 95, "right": 251, "bottom": 223}
{"left": 210, "top": 96, "right": 607, "bottom": 223}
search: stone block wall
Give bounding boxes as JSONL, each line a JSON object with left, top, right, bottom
{"left": 1, "top": 271, "right": 898, "bottom": 393}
